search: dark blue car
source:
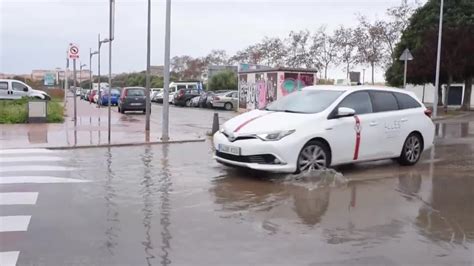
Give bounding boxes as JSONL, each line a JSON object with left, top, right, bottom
{"left": 100, "top": 88, "right": 121, "bottom": 106}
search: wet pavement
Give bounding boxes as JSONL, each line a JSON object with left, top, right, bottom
{"left": 0, "top": 114, "right": 473, "bottom": 265}
{"left": 0, "top": 95, "right": 235, "bottom": 149}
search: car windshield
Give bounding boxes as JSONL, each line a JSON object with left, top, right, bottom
{"left": 264, "top": 90, "right": 343, "bottom": 114}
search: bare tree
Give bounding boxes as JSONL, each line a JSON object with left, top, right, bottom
{"left": 333, "top": 26, "right": 358, "bottom": 79}
{"left": 355, "top": 19, "right": 386, "bottom": 84}
{"left": 204, "top": 49, "right": 229, "bottom": 66}
{"left": 313, "top": 26, "right": 338, "bottom": 80}
{"left": 258, "top": 37, "right": 287, "bottom": 67}
{"left": 286, "top": 30, "right": 315, "bottom": 68}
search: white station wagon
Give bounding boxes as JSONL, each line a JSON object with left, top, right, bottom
{"left": 214, "top": 85, "right": 435, "bottom": 173}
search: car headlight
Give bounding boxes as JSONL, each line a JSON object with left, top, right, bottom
{"left": 257, "top": 130, "right": 295, "bottom": 141}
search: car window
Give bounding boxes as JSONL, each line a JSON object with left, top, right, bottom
{"left": 190, "top": 89, "right": 198, "bottom": 94}
{"left": 0, "top": 82, "right": 7, "bottom": 90}
{"left": 127, "top": 89, "right": 145, "bottom": 96}
{"left": 231, "top": 92, "right": 238, "bottom": 98}
{"left": 265, "top": 90, "right": 343, "bottom": 114}
{"left": 394, "top": 92, "right": 421, "bottom": 109}
{"left": 12, "top": 82, "right": 26, "bottom": 91}
{"left": 370, "top": 91, "right": 399, "bottom": 112}
{"left": 338, "top": 91, "right": 373, "bottom": 115}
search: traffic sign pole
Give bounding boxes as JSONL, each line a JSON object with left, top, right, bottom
{"left": 73, "top": 59, "right": 77, "bottom": 127}
{"left": 403, "top": 59, "right": 408, "bottom": 89}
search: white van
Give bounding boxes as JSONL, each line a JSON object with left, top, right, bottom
{"left": 0, "top": 79, "right": 51, "bottom": 100}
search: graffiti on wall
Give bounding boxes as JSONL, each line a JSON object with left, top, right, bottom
{"left": 280, "top": 73, "right": 315, "bottom": 96}
{"left": 239, "top": 72, "right": 315, "bottom": 109}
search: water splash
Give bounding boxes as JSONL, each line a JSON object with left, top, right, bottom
{"left": 283, "top": 168, "right": 348, "bottom": 190}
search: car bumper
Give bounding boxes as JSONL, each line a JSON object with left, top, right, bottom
{"left": 213, "top": 131, "right": 299, "bottom": 173}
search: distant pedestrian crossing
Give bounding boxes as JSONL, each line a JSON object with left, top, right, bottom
{"left": 0, "top": 148, "right": 89, "bottom": 266}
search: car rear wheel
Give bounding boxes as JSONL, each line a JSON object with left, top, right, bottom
{"left": 296, "top": 140, "right": 331, "bottom": 173}
{"left": 398, "top": 133, "right": 423, "bottom": 165}
{"left": 224, "top": 102, "right": 233, "bottom": 111}
{"left": 185, "top": 99, "right": 191, "bottom": 107}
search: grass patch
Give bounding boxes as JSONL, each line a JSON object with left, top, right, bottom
{"left": 0, "top": 98, "right": 64, "bottom": 124}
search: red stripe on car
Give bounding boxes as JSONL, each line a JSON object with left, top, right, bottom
{"left": 234, "top": 112, "right": 273, "bottom": 133}
{"left": 353, "top": 115, "right": 361, "bottom": 160}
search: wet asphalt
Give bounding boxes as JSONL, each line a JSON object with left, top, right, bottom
{"left": 0, "top": 114, "right": 473, "bottom": 265}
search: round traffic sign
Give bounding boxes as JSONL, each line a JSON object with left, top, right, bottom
{"left": 70, "top": 46, "right": 79, "bottom": 54}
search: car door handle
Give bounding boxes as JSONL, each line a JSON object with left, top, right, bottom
{"left": 370, "top": 121, "right": 378, "bottom": 127}
{"left": 400, "top": 118, "right": 408, "bottom": 122}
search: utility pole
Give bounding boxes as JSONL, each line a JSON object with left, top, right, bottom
{"left": 145, "top": 0, "right": 151, "bottom": 132}
{"left": 162, "top": 0, "right": 171, "bottom": 141}
{"left": 433, "top": 0, "right": 444, "bottom": 118}
{"left": 97, "top": 34, "right": 101, "bottom": 107}
{"left": 108, "top": 0, "right": 115, "bottom": 144}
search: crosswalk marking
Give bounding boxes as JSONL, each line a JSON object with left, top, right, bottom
{"left": 0, "top": 251, "right": 19, "bottom": 266}
{"left": 0, "top": 176, "right": 89, "bottom": 184}
{"left": 0, "top": 192, "right": 39, "bottom": 205}
{"left": 0, "top": 149, "right": 55, "bottom": 155}
{"left": 0, "top": 165, "right": 74, "bottom": 173}
{"left": 0, "top": 216, "right": 31, "bottom": 232}
{"left": 0, "top": 156, "right": 63, "bottom": 163}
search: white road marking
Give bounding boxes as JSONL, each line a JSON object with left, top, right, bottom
{"left": 0, "top": 165, "right": 74, "bottom": 173}
{"left": 0, "top": 216, "right": 31, "bottom": 232}
{"left": 0, "top": 156, "right": 63, "bottom": 163}
{"left": 0, "top": 192, "right": 38, "bottom": 205}
{"left": 0, "top": 149, "right": 55, "bottom": 155}
{"left": 0, "top": 176, "right": 89, "bottom": 184}
{"left": 0, "top": 251, "right": 19, "bottom": 266}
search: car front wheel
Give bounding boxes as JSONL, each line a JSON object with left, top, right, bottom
{"left": 296, "top": 140, "right": 331, "bottom": 173}
{"left": 398, "top": 133, "right": 423, "bottom": 165}
{"left": 224, "top": 102, "right": 233, "bottom": 110}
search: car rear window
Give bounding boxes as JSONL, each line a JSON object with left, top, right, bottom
{"left": 370, "top": 91, "right": 399, "bottom": 112}
{"left": 394, "top": 92, "right": 421, "bottom": 109}
{"left": 127, "top": 89, "right": 145, "bottom": 96}
{"left": 0, "top": 82, "right": 7, "bottom": 90}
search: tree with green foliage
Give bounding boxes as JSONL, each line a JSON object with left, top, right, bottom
{"left": 208, "top": 71, "right": 237, "bottom": 91}
{"left": 385, "top": 0, "right": 474, "bottom": 109}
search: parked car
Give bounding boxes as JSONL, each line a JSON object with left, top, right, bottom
{"left": 190, "top": 96, "right": 201, "bottom": 107}
{"left": 88, "top": 89, "right": 97, "bottom": 102}
{"left": 151, "top": 89, "right": 162, "bottom": 102}
{"left": 200, "top": 90, "right": 230, "bottom": 108}
{"left": 81, "top": 89, "right": 90, "bottom": 100}
{"left": 0, "top": 79, "right": 50, "bottom": 100}
{"left": 211, "top": 91, "right": 238, "bottom": 110}
{"left": 174, "top": 88, "right": 202, "bottom": 107}
{"left": 214, "top": 85, "right": 435, "bottom": 173}
{"left": 118, "top": 87, "right": 147, "bottom": 114}
{"left": 99, "top": 88, "right": 121, "bottom": 106}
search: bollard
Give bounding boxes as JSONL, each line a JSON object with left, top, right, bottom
{"left": 211, "top": 113, "right": 220, "bottom": 135}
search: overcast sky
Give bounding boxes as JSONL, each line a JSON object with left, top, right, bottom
{"left": 0, "top": 0, "right": 422, "bottom": 82}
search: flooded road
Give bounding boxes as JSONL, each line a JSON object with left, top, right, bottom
{"left": 1, "top": 116, "right": 473, "bottom": 265}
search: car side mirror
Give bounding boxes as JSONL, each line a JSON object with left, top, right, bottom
{"left": 337, "top": 107, "right": 355, "bottom": 118}
{"left": 23, "top": 87, "right": 28, "bottom": 92}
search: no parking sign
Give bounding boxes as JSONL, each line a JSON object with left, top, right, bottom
{"left": 68, "top": 44, "right": 80, "bottom": 59}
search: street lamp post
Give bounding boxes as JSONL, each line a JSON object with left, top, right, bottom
{"left": 108, "top": 0, "right": 115, "bottom": 144}
{"left": 162, "top": 0, "right": 171, "bottom": 141}
{"left": 79, "top": 63, "right": 87, "bottom": 90}
{"left": 433, "top": 0, "right": 444, "bottom": 118}
{"left": 89, "top": 49, "right": 99, "bottom": 93}
{"left": 145, "top": 0, "right": 151, "bottom": 132}
{"left": 98, "top": 34, "right": 110, "bottom": 108}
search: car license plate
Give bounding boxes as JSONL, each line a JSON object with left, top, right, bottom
{"left": 131, "top": 103, "right": 142, "bottom": 106}
{"left": 218, "top": 144, "right": 240, "bottom": 156}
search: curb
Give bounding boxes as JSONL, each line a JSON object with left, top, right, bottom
{"left": 44, "top": 138, "right": 205, "bottom": 150}
{"left": 432, "top": 112, "right": 471, "bottom": 122}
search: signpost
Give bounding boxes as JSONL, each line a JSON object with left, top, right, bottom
{"left": 68, "top": 43, "right": 80, "bottom": 126}
{"left": 399, "top": 48, "right": 414, "bottom": 89}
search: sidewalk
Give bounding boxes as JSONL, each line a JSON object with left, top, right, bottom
{"left": 0, "top": 95, "right": 232, "bottom": 149}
